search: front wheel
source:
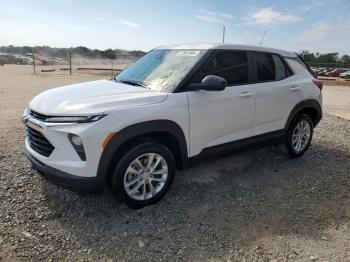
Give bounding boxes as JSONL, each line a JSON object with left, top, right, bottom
{"left": 110, "top": 141, "right": 175, "bottom": 207}
{"left": 286, "top": 114, "right": 314, "bottom": 158}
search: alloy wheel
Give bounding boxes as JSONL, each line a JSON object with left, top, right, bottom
{"left": 292, "top": 120, "right": 311, "bottom": 153}
{"left": 123, "top": 153, "right": 168, "bottom": 201}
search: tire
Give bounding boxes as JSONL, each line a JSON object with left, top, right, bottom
{"left": 110, "top": 141, "right": 175, "bottom": 208}
{"left": 286, "top": 114, "right": 314, "bottom": 158}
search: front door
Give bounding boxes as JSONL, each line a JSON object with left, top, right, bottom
{"left": 186, "top": 50, "right": 255, "bottom": 156}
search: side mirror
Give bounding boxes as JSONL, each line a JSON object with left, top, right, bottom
{"left": 188, "top": 75, "right": 227, "bottom": 91}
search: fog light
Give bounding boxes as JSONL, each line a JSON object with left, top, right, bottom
{"left": 71, "top": 135, "right": 83, "bottom": 146}
{"left": 68, "top": 134, "right": 86, "bottom": 161}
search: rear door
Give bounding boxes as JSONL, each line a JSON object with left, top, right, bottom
{"left": 251, "top": 52, "right": 303, "bottom": 135}
{"left": 186, "top": 50, "right": 256, "bottom": 156}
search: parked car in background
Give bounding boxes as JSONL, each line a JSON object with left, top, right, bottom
{"left": 340, "top": 70, "right": 350, "bottom": 79}
{"left": 324, "top": 68, "right": 348, "bottom": 77}
{"left": 317, "top": 68, "right": 332, "bottom": 76}
{"left": 310, "top": 67, "right": 319, "bottom": 77}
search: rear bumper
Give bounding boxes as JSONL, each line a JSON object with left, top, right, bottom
{"left": 27, "top": 152, "right": 104, "bottom": 193}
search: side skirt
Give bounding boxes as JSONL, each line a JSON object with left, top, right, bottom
{"left": 188, "top": 129, "right": 286, "bottom": 167}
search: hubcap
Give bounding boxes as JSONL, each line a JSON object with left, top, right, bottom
{"left": 292, "top": 120, "right": 311, "bottom": 153}
{"left": 123, "top": 153, "right": 168, "bottom": 201}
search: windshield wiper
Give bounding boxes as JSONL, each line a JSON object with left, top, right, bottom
{"left": 117, "top": 79, "right": 149, "bottom": 89}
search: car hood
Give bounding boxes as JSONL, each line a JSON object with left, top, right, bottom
{"left": 29, "top": 80, "right": 167, "bottom": 116}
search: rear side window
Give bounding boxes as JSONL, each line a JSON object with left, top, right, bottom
{"left": 293, "top": 55, "right": 315, "bottom": 77}
{"left": 255, "top": 52, "right": 291, "bottom": 82}
{"left": 192, "top": 50, "right": 249, "bottom": 86}
{"left": 273, "top": 55, "right": 288, "bottom": 80}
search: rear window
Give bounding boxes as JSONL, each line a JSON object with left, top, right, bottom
{"left": 255, "top": 52, "right": 291, "bottom": 82}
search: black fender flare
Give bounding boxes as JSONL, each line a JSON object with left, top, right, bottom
{"left": 96, "top": 120, "right": 189, "bottom": 187}
{"left": 284, "top": 99, "right": 322, "bottom": 131}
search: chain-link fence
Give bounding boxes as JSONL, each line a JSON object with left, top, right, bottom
{"left": 0, "top": 48, "right": 143, "bottom": 77}
{"left": 33, "top": 49, "right": 142, "bottom": 77}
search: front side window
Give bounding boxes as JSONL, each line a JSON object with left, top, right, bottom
{"left": 255, "top": 52, "right": 289, "bottom": 81}
{"left": 191, "top": 51, "right": 249, "bottom": 86}
{"left": 115, "top": 49, "right": 205, "bottom": 92}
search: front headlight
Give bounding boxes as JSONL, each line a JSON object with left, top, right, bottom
{"left": 45, "top": 114, "right": 106, "bottom": 123}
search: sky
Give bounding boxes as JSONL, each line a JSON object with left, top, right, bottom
{"left": 0, "top": 0, "right": 349, "bottom": 54}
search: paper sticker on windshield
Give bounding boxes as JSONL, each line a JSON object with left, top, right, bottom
{"left": 176, "top": 51, "right": 200, "bottom": 57}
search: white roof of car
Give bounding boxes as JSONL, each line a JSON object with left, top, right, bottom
{"left": 157, "top": 43, "right": 297, "bottom": 57}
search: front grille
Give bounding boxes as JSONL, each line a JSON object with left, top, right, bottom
{"left": 26, "top": 126, "right": 55, "bottom": 157}
{"left": 29, "top": 110, "right": 48, "bottom": 121}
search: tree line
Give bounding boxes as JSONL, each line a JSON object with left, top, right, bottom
{"left": 0, "top": 45, "right": 145, "bottom": 59}
{"left": 301, "top": 50, "right": 350, "bottom": 65}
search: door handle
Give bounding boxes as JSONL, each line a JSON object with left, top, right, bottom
{"left": 290, "top": 86, "right": 300, "bottom": 91}
{"left": 240, "top": 92, "right": 254, "bottom": 98}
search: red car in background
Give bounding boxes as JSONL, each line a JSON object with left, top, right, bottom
{"left": 317, "top": 68, "right": 334, "bottom": 76}
{"left": 324, "top": 68, "right": 348, "bottom": 77}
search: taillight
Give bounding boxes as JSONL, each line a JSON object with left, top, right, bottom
{"left": 313, "top": 79, "right": 323, "bottom": 91}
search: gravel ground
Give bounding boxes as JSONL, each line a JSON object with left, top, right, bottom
{"left": 1, "top": 115, "right": 350, "bottom": 261}
{"left": 1, "top": 66, "right": 350, "bottom": 261}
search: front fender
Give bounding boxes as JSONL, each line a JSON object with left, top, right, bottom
{"left": 96, "top": 120, "right": 188, "bottom": 186}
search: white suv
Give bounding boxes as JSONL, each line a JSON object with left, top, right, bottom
{"left": 23, "top": 44, "right": 323, "bottom": 207}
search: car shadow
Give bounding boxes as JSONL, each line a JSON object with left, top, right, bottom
{"left": 41, "top": 142, "right": 350, "bottom": 260}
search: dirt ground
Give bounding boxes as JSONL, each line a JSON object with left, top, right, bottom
{"left": 323, "top": 86, "right": 350, "bottom": 120}
{"left": 0, "top": 65, "right": 350, "bottom": 261}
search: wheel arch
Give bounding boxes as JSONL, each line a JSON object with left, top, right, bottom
{"left": 285, "top": 99, "right": 322, "bottom": 131}
{"left": 96, "top": 120, "right": 189, "bottom": 187}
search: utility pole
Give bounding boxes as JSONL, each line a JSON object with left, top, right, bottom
{"left": 32, "top": 48, "right": 36, "bottom": 74}
{"left": 111, "top": 50, "right": 116, "bottom": 78}
{"left": 111, "top": 58, "right": 114, "bottom": 78}
{"left": 259, "top": 31, "right": 267, "bottom": 46}
{"left": 222, "top": 26, "right": 226, "bottom": 43}
{"left": 69, "top": 49, "right": 72, "bottom": 75}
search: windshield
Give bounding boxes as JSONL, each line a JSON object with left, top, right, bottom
{"left": 114, "top": 49, "right": 205, "bottom": 92}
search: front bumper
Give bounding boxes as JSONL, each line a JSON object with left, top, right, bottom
{"left": 27, "top": 152, "right": 103, "bottom": 193}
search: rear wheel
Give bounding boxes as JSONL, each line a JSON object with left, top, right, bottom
{"left": 110, "top": 141, "right": 175, "bottom": 207}
{"left": 286, "top": 114, "right": 314, "bottom": 158}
